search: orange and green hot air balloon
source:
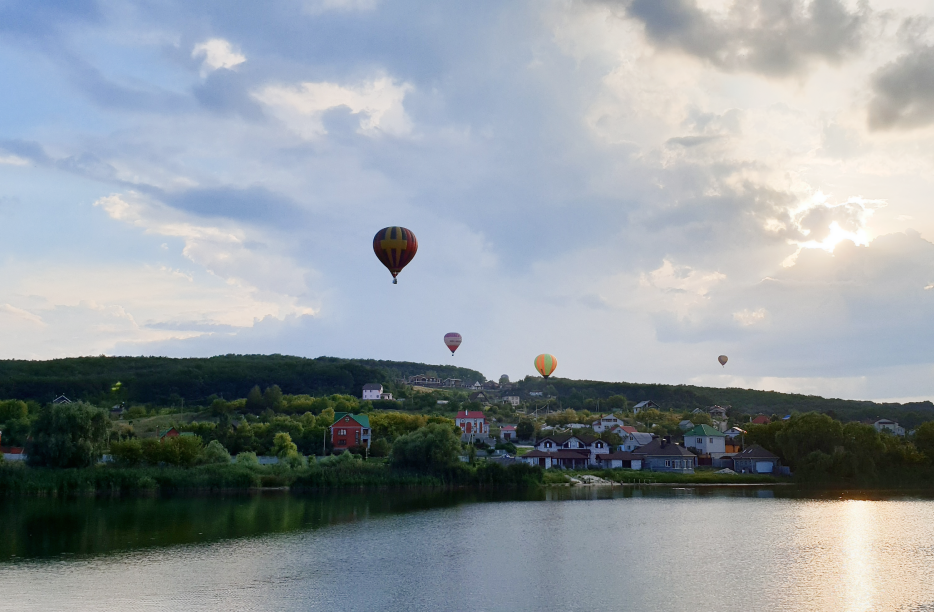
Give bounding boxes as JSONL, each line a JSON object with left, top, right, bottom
{"left": 534, "top": 354, "right": 557, "bottom": 378}
{"left": 373, "top": 226, "right": 418, "bottom": 284}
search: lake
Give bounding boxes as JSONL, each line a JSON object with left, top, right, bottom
{"left": 1, "top": 486, "right": 933, "bottom": 612}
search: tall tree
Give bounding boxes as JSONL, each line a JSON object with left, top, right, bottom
{"left": 26, "top": 402, "right": 109, "bottom": 468}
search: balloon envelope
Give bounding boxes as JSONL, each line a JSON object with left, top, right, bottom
{"left": 718, "top": 355, "right": 728, "bottom": 367}
{"left": 373, "top": 227, "right": 418, "bottom": 282}
{"left": 534, "top": 354, "right": 558, "bottom": 378}
{"left": 444, "top": 332, "right": 462, "bottom": 354}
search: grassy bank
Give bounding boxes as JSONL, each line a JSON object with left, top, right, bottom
{"left": 0, "top": 461, "right": 543, "bottom": 496}
{"left": 542, "top": 468, "right": 781, "bottom": 486}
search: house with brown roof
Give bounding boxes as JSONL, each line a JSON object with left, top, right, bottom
{"left": 596, "top": 451, "right": 642, "bottom": 470}
{"left": 750, "top": 415, "right": 771, "bottom": 425}
{"left": 529, "top": 433, "right": 610, "bottom": 467}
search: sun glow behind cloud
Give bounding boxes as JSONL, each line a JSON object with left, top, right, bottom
{"left": 781, "top": 193, "right": 885, "bottom": 266}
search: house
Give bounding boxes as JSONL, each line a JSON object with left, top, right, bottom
{"left": 610, "top": 425, "right": 637, "bottom": 437}
{"left": 160, "top": 428, "right": 180, "bottom": 440}
{"left": 632, "top": 438, "right": 696, "bottom": 473}
{"left": 707, "top": 405, "right": 729, "bottom": 419}
{"left": 732, "top": 445, "right": 781, "bottom": 474}
{"left": 724, "top": 427, "right": 746, "bottom": 439}
{"left": 874, "top": 419, "right": 906, "bottom": 436}
{"left": 597, "top": 451, "right": 642, "bottom": 470}
{"left": 750, "top": 415, "right": 771, "bottom": 425}
{"left": 437, "top": 400, "right": 449, "bottom": 405}
{"left": 502, "top": 396, "right": 520, "bottom": 407}
{"left": 379, "top": 392, "right": 394, "bottom": 400}
{"left": 482, "top": 381, "right": 500, "bottom": 390}
{"left": 52, "top": 395, "right": 72, "bottom": 404}
{"left": 682, "top": 424, "right": 727, "bottom": 458}
{"left": 520, "top": 449, "right": 591, "bottom": 469}
{"left": 468, "top": 391, "right": 489, "bottom": 404}
{"left": 620, "top": 431, "right": 654, "bottom": 452}
{"left": 408, "top": 374, "right": 442, "bottom": 387}
{"left": 331, "top": 413, "right": 372, "bottom": 450}
{"left": 529, "top": 391, "right": 544, "bottom": 397}
{"left": 442, "top": 378, "right": 462, "bottom": 388}
{"left": 678, "top": 420, "right": 695, "bottom": 432}
{"left": 362, "top": 383, "right": 384, "bottom": 401}
{"left": 565, "top": 423, "right": 587, "bottom": 429}
{"left": 110, "top": 403, "right": 125, "bottom": 417}
{"left": 0, "top": 431, "right": 25, "bottom": 462}
{"left": 500, "top": 425, "right": 517, "bottom": 441}
{"left": 632, "top": 400, "right": 658, "bottom": 414}
{"left": 456, "top": 410, "right": 488, "bottom": 439}
{"left": 534, "top": 433, "right": 609, "bottom": 463}
{"left": 470, "top": 382, "right": 483, "bottom": 391}
{"left": 724, "top": 438, "right": 742, "bottom": 454}
{"left": 592, "top": 415, "right": 626, "bottom": 433}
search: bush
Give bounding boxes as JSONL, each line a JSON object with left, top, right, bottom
{"left": 236, "top": 451, "right": 259, "bottom": 466}
{"left": 369, "top": 438, "right": 391, "bottom": 457}
{"left": 110, "top": 439, "right": 144, "bottom": 466}
{"left": 200, "top": 440, "right": 231, "bottom": 465}
{"left": 272, "top": 432, "right": 298, "bottom": 458}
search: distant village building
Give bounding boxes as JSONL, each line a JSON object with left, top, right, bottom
{"left": 529, "top": 391, "right": 544, "bottom": 397}
{"left": 52, "top": 395, "right": 72, "bottom": 405}
{"left": 482, "top": 381, "right": 500, "bottom": 390}
{"left": 501, "top": 396, "right": 520, "bottom": 407}
{"left": 682, "top": 424, "right": 727, "bottom": 458}
{"left": 874, "top": 419, "right": 906, "bottom": 436}
{"left": 362, "top": 383, "right": 384, "bottom": 401}
{"left": 442, "top": 378, "right": 462, "bottom": 388}
{"left": 597, "top": 451, "right": 642, "bottom": 470}
{"left": 678, "top": 420, "right": 695, "bottom": 432}
{"left": 331, "top": 413, "right": 371, "bottom": 450}
{"left": 592, "top": 416, "right": 626, "bottom": 433}
{"left": 408, "top": 375, "right": 442, "bottom": 387}
{"left": 632, "top": 400, "right": 658, "bottom": 414}
{"left": 500, "top": 425, "right": 516, "bottom": 441}
{"left": 0, "top": 431, "right": 25, "bottom": 462}
{"left": 456, "top": 410, "right": 488, "bottom": 439}
{"left": 750, "top": 415, "right": 771, "bottom": 425}
{"left": 469, "top": 382, "right": 483, "bottom": 391}
{"left": 468, "top": 391, "right": 489, "bottom": 404}
{"left": 620, "top": 431, "right": 654, "bottom": 452}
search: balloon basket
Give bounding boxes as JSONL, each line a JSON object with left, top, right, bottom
{"left": 392, "top": 278, "right": 397, "bottom": 285}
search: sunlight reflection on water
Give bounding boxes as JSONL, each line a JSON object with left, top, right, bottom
{"left": 1, "top": 491, "right": 933, "bottom": 612}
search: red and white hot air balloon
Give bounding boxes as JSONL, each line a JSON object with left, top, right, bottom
{"left": 444, "top": 333, "right": 462, "bottom": 355}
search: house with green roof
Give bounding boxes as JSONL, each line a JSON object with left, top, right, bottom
{"left": 682, "top": 424, "right": 727, "bottom": 458}
{"left": 331, "top": 413, "right": 371, "bottom": 451}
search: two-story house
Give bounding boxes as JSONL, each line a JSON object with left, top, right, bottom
{"left": 331, "top": 413, "right": 371, "bottom": 450}
{"left": 532, "top": 434, "right": 610, "bottom": 464}
{"left": 592, "top": 416, "right": 626, "bottom": 433}
{"left": 456, "top": 410, "right": 488, "bottom": 439}
{"left": 620, "top": 431, "right": 654, "bottom": 452}
{"left": 682, "top": 424, "right": 727, "bottom": 458}
{"left": 362, "top": 383, "right": 383, "bottom": 401}
{"left": 874, "top": 419, "right": 906, "bottom": 436}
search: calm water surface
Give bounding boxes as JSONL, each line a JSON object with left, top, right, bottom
{"left": 1, "top": 487, "right": 934, "bottom": 612}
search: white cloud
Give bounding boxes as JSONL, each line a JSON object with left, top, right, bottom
{"left": 303, "top": 0, "right": 379, "bottom": 14}
{"left": 192, "top": 38, "right": 246, "bottom": 77}
{"left": 0, "top": 155, "right": 29, "bottom": 166}
{"left": 733, "top": 307, "right": 768, "bottom": 326}
{"left": 253, "top": 76, "right": 413, "bottom": 138}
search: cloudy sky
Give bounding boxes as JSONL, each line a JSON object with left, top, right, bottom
{"left": 3, "top": 0, "right": 934, "bottom": 400}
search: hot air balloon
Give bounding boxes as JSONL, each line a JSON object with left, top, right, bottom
{"left": 718, "top": 355, "right": 728, "bottom": 367}
{"left": 444, "top": 332, "right": 462, "bottom": 355}
{"left": 373, "top": 226, "right": 418, "bottom": 284}
{"left": 534, "top": 354, "right": 557, "bottom": 378}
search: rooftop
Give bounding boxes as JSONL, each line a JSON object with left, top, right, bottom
{"left": 683, "top": 424, "right": 726, "bottom": 437}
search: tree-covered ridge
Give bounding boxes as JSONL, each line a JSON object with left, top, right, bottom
{"left": 0, "top": 355, "right": 486, "bottom": 407}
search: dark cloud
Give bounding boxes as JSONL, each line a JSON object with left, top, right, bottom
{"left": 621, "top": 0, "right": 869, "bottom": 76}
{"left": 868, "top": 46, "right": 934, "bottom": 130}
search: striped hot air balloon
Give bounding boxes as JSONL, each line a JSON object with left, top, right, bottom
{"left": 444, "top": 332, "right": 462, "bottom": 355}
{"left": 373, "top": 226, "right": 418, "bottom": 284}
{"left": 534, "top": 354, "right": 557, "bottom": 378}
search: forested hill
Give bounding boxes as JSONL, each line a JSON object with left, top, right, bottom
{"left": 519, "top": 377, "right": 934, "bottom": 428}
{"left": 0, "top": 355, "right": 485, "bottom": 406}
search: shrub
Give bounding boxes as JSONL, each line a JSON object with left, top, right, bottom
{"left": 200, "top": 440, "right": 231, "bottom": 465}
{"left": 110, "top": 439, "right": 144, "bottom": 466}
{"left": 272, "top": 432, "right": 298, "bottom": 458}
{"left": 369, "top": 438, "right": 391, "bottom": 457}
{"left": 236, "top": 451, "right": 259, "bottom": 467}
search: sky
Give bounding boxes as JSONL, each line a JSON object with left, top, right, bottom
{"left": 2, "top": 0, "right": 934, "bottom": 401}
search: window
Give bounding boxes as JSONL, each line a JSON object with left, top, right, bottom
{"left": 665, "top": 460, "right": 671, "bottom": 467}
{"left": 709, "top": 438, "right": 714, "bottom": 443}
{"left": 697, "top": 438, "right": 703, "bottom": 444}
{"left": 338, "top": 429, "right": 347, "bottom": 435}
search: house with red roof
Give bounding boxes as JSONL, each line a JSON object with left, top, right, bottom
{"left": 750, "top": 415, "right": 771, "bottom": 425}
{"left": 499, "top": 425, "right": 516, "bottom": 441}
{"left": 331, "top": 413, "right": 371, "bottom": 450}
{"left": 456, "top": 410, "right": 487, "bottom": 439}
{"left": 0, "top": 431, "right": 25, "bottom": 462}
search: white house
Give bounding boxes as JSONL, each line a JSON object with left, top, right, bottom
{"left": 470, "top": 382, "right": 483, "bottom": 391}
{"left": 362, "top": 383, "right": 383, "bottom": 401}
{"left": 874, "top": 419, "right": 906, "bottom": 436}
{"left": 502, "top": 396, "right": 520, "bottom": 407}
{"left": 442, "top": 378, "right": 462, "bottom": 388}
{"left": 535, "top": 434, "right": 609, "bottom": 463}
{"left": 682, "top": 424, "right": 727, "bottom": 458}
{"left": 500, "top": 425, "right": 516, "bottom": 441}
{"left": 529, "top": 391, "right": 544, "bottom": 397}
{"left": 592, "top": 416, "right": 626, "bottom": 433}
{"left": 620, "top": 432, "right": 654, "bottom": 452}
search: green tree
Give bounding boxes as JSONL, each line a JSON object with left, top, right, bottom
{"left": 775, "top": 413, "right": 844, "bottom": 469}
{"left": 200, "top": 440, "right": 231, "bottom": 464}
{"left": 391, "top": 423, "right": 462, "bottom": 470}
{"left": 209, "top": 399, "right": 231, "bottom": 417}
{"left": 272, "top": 432, "right": 298, "bottom": 458}
{"left": 369, "top": 438, "right": 391, "bottom": 457}
{"left": 246, "top": 385, "right": 264, "bottom": 413}
{"left": 913, "top": 421, "right": 934, "bottom": 461}
{"left": 516, "top": 418, "right": 536, "bottom": 441}
{"left": 316, "top": 408, "right": 336, "bottom": 428}
{"left": 604, "top": 395, "right": 628, "bottom": 411}
{"left": 110, "top": 439, "right": 144, "bottom": 466}
{"left": 236, "top": 451, "right": 259, "bottom": 466}
{"left": 26, "top": 402, "right": 109, "bottom": 468}
{"left": 0, "top": 399, "right": 28, "bottom": 424}
{"left": 264, "top": 385, "right": 284, "bottom": 411}
{"left": 161, "top": 435, "right": 203, "bottom": 466}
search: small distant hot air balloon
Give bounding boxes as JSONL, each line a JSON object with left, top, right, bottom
{"left": 718, "top": 355, "right": 728, "bottom": 367}
{"left": 534, "top": 354, "right": 558, "bottom": 378}
{"left": 373, "top": 226, "right": 418, "bottom": 284}
{"left": 444, "top": 332, "right": 462, "bottom": 355}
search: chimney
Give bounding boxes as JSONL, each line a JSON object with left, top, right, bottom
{"left": 663, "top": 435, "right": 672, "bottom": 446}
